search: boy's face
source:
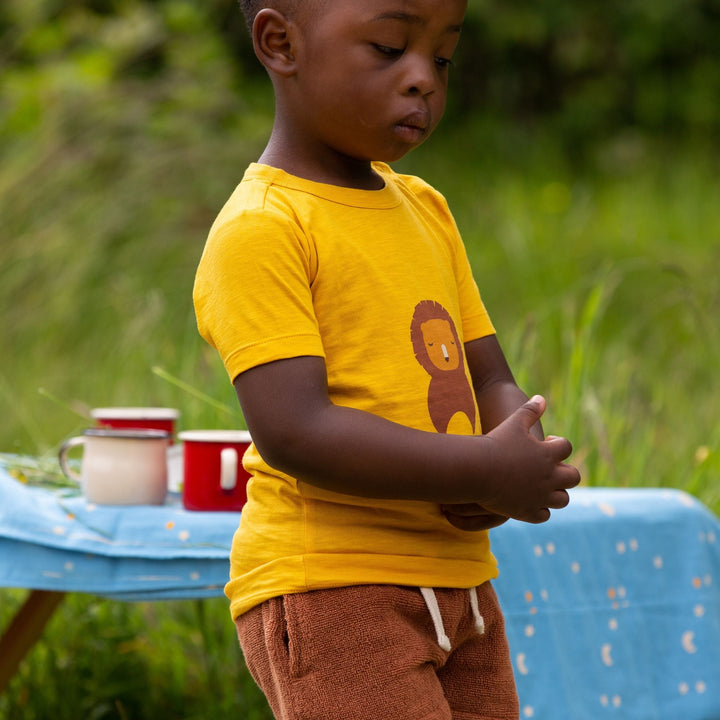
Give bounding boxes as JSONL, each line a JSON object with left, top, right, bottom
{"left": 289, "top": 0, "right": 467, "bottom": 166}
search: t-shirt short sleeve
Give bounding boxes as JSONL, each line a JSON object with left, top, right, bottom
{"left": 193, "top": 209, "right": 325, "bottom": 382}
{"left": 454, "top": 238, "right": 495, "bottom": 343}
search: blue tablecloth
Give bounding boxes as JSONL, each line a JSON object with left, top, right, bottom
{"left": 491, "top": 488, "right": 720, "bottom": 719}
{"left": 1, "top": 460, "right": 719, "bottom": 718}
{"left": 0, "top": 462, "right": 238, "bottom": 600}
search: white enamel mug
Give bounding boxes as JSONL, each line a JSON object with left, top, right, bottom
{"left": 58, "top": 428, "right": 170, "bottom": 505}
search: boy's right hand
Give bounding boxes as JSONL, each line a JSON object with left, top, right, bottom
{"left": 478, "top": 395, "right": 580, "bottom": 524}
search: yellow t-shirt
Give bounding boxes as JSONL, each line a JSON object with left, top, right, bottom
{"left": 194, "top": 162, "right": 499, "bottom": 619}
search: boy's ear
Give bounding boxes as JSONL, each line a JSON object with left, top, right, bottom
{"left": 253, "top": 9, "right": 297, "bottom": 77}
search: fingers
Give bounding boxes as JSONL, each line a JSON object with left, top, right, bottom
{"left": 544, "top": 434, "right": 573, "bottom": 462}
{"left": 556, "top": 461, "right": 581, "bottom": 489}
{"left": 528, "top": 466, "right": 579, "bottom": 521}
{"left": 515, "top": 463, "right": 580, "bottom": 522}
{"left": 441, "top": 505, "right": 510, "bottom": 531}
{"left": 520, "top": 507, "right": 551, "bottom": 524}
{"left": 519, "top": 489, "right": 571, "bottom": 523}
{"left": 440, "top": 502, "right": 488, "bottom": 517}
{"left": 512, "top": 394, "right": 546, "bottom": 431}
{"left": 446, "top": 513, "right": 509, "bottom": 531}
{"left": 548, "top": 489, "right": 570, "bottom": 509}
{"left": 488, "top": 394, "right": 582, "bottom": 524}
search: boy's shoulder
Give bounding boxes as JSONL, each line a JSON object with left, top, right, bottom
{"left": 374, "top": 163, "right": 454, "bottom": 221}
{"left": 208, "top": 165, "right": 294, "bottom": 238}
{"left": 374, "top": 162, "right": 440, "bottom": 196}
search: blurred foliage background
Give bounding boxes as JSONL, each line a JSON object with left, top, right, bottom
{"left": 458, "top": 0, "right": 720, "bottom": 143}
{"left": 5, "top": 0, "right": 720, "bottom": 143}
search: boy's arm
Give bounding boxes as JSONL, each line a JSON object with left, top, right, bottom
{"left": 441, "top": 334, "right": 547, "bottom": 530}
{"left": 233, "top": 353, "right": 579, "bottom": 523}
{"left": 466, "top": 334, "right": 544, "bottom": 440}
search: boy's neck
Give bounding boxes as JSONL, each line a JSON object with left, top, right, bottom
{"left": 257, "top": 134, "right": 386, "bottom": 191}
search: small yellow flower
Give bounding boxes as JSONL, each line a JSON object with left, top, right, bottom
{"left": 9, "top": 468, "right": 28, "bottom": 483}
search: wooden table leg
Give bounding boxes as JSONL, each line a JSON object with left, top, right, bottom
{"left": 0, "top": 590, "right": 66, "bottom": 695}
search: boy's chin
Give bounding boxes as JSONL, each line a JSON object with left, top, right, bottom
{"left": 371, "top": 136, "right": 431, "bottom": 164}
{"left": 380, "top": 143, "right": 425, "bottom": 164}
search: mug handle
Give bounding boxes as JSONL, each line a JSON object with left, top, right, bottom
{"left": 220, "top": 447, "right": 238, "bottom": 490}
{"left": 58, "top": 436, "right": 85, "bottom": 484}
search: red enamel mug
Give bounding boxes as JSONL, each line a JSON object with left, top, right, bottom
{"left": 178, "top": 430, "right": 252, "bottom": 512}
{"left": 91, "top": 407, "right": 179, "bottom": 441}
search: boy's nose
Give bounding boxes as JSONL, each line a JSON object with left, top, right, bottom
{"left": 402, "top": 56, "right": 437, "bottom": 97}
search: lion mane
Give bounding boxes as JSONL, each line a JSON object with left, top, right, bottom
{"left": 410, "top": 300, "right": 476, "bottom": 434}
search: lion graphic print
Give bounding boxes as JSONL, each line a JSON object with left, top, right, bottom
{"left": 410, "top": 300, "right": 477, "bottom": 434}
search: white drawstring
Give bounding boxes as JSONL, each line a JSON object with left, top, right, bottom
{"left": 420, "top": 587, "right": 485, "bottom": 652}
{"left": 419, "top": 586, "right": 485, "bottom": 652}
{"left": 468, "top": 585, "right": 485, "bottom": 635}
{"left": 420, "top": 587, "right": 452, "bottom": 651}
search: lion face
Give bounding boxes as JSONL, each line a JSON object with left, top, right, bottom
{"left": 420, "top": 318, "right": 460, "bottom": 371}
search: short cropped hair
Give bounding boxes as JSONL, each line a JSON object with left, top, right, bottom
{"left": 238, "top": 1, "right": 263, "bottom": 31}
{"left": 238, "top": 1, "right": 300, "bottom": 33}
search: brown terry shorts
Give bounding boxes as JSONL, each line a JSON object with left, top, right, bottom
{"left": 234, "top": 583, "right": 519, "bottom": 720}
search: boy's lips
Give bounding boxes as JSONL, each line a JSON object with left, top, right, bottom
{"left": 394, "top": 109, "right": 430, "bottom": 143}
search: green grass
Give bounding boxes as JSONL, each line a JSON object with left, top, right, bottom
{"left": 2, "top": 84, "right": 719, "bottom": 719}
{"left": 0, "top": 592, "right": 273, "bottom": 720}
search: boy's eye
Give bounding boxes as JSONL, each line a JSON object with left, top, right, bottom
{"left": 372, "top": 43, "right": 454, "bottom": 70}
{"left": 373, "top": 44, "right": 404, "bottom": 58}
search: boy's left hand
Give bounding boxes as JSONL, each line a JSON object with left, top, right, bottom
{"left": 440, "top": 503, "right": 509, "bottom": 531}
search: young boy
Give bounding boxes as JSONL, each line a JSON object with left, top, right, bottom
{"left": 193, "top": 0, "right": 580, "bottom": 718}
